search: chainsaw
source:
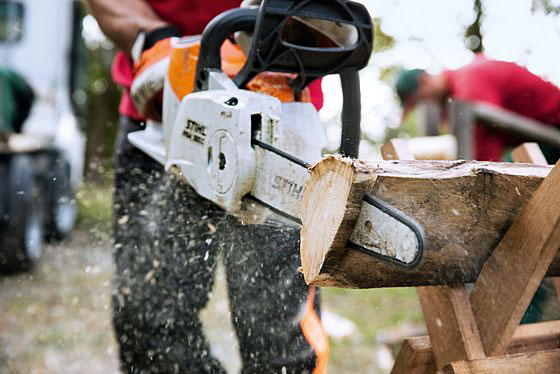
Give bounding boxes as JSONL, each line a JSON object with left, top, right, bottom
{"left": 128, "top": 0, "right": 425, "bottom": 269}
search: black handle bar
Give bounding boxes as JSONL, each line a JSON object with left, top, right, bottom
{"left": 194, "top": 0, "right": 374, "bottom": 158}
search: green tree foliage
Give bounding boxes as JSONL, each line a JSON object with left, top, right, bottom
{"left": 373, "top": 17, "right": 395, "bottom": 53}
{"left": 82, "top": 44, "right": 120, "bottom": 183}
{"left": 465, "top": 0, "right": 484, "bottom": 53}
{"left": 74, "top": 2, "right": 120, "bottom": 183}
{"left": 532, "top": 0, "right": 560, "bottom": 14}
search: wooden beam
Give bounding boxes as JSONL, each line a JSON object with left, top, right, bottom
{"left": 300, "top": 158, "right": 553, "bottom": 288}
{"left": 512, "top": 142, "right": 548, "bottom": 166}
{"left": 443, "top": 349, "right": 560, "bottom": 374}
{"left": 391, "top": 337, "right": 436, "bottom": 374}
{"left": 507, "top": 320, "right": 560, "bottom": 355}
{"left": 382, "top": 136, "right": 458, "bottom": 161}
{"left": 407, "top": 135, "right": 458, "bottom": 160}
{"left": 417, "top": 286, "right": 485, "bottom": 369}
{"left": 381, "top": 138, "right": 415, "bottom": 160}
{"left": 392, "top": 321, "right": 560, "bottom": 372}
{"left": 512, "top": 143, "right": 560, "bottom": 304}
{"left": 470, "top": 161, "right": 560, "bottom": 357}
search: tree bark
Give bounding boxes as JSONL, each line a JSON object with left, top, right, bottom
{"left": 300, "top": 157, "right": 556, "bottom": 288}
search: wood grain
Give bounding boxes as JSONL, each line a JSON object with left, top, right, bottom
{"left": 381, "top": 138, "right": 415, "bottom": 161}
{"left": 512, "top": 142, "right": 549, "bottom": 165}
{"left": 391, "top": 337, "right": 437, "bottom": 374}
{"left": 443, "top": 349, "right": 560, "bottom": 373}
{"left": 301, "top": 158, "right": 554, "bottom": 288}
{"left": 470, "top": 161, "right": 560, "bottom": 356}
{"left": 299, "top": 155, "right": 377, "bottom": 284}
{"left": 512, "top": 143, "right": 560, "bottom": 304}
{"left": 417, "top": 286, "right": 485, "bottom": 369}
{"left": 392, "top": 321, "right": 560, "bottom": 373}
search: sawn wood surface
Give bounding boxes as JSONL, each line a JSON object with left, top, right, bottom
{"left": 301, "top": 158, "right": 555, "bottom": 288}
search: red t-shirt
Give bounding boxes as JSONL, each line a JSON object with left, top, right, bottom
{"left": 444, "top": 55, "right": 560, "bottom": 161}
{"left": 112, "top": 0, "right": 323, "bottom": 119}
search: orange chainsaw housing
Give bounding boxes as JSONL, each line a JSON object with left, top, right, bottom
{"left": 168, "top": 38, "right": 311, "bottom": 103}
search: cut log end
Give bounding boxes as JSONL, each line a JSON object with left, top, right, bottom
{"left": 300, "top": 155, "right": 377, "bottom": 284}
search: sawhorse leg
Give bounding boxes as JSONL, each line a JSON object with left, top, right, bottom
{"left": 386, "top": 140, "right": 560, "bottom": 372}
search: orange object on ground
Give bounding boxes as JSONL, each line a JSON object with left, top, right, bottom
{"left": 168, "top": 38, "right": 311, "bottom": 103}
{"left": 300, "top": 286, "right": 330, "bottom": 374}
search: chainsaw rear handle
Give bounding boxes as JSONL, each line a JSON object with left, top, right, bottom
{"left": 195, "top": 0, "right": 374, "bottom": 158}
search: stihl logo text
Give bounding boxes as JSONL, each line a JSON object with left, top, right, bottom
{"left": 272, "top": 176, "right": 304, "bottom": 198}
{"left": 183, "top": 119, "right": 206, "bottom": 145}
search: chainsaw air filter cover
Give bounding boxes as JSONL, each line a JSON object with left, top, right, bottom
{"left": 165, "top": 88, "right": 280, "bottom": 212}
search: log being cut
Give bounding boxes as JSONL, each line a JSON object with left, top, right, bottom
{"left": 300, "top": 155, "right": 556, "bottom": 288}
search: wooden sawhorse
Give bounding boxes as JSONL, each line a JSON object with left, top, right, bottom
{"left": 382, "top": 140, "right": 560, "bottom": 373}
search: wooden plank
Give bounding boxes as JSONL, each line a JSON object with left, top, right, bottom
{"left": 512, "top": 142, "right": 548, "bottom": 166}
{"left": 470, "top": 160, "right": 560, "bottom": 357}
{"left": 391, "top": 338, "right": 436, "bottom": 374}
{"left": 391, "top": 321, "right": 560, "bottom": 372}
{"left": 381, "top": 138, "right": 415, "bottom": 161}
{"left": 443, "top": 349, "right": 560, "bottom": 374}
{"left": 407, "top": 135, "right": 457, "bottom": 160}
{"left": 507, "top": 320, "right": 560, "bottom": 355}
{"left": 512, "top": 143, "right": 560, "bottom": 303}
{"left": 417, "top": 286, "right": 485, "bottom": 369}
{"left": 300, "top": 158, "right": 553, "bottom": 288}
{"left": 381, "top": 136, "right": 458, "bottom": 161}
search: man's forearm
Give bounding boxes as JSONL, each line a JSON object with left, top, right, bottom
{"left": 85, "top": 0, "right": 168, "bottom": 53}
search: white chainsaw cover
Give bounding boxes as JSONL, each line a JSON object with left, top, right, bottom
{"left": 165, "top": 89, "right": 282, "bottom": 212}
{"left": 130, "top": 71, "right": 326, "bottom": 215}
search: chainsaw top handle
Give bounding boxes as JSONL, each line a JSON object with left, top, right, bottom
{"left": 195, "top": 0, "right": 374, "bottom": 158}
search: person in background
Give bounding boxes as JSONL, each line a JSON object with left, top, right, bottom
{"left": 396, "top": 54, "right": 560, "bottom": 324}
{"left": 396, "top": 54, "right": 560, "bottom": 163}
{"left": 85, "top": 0, "right": 328, "bottom": 373}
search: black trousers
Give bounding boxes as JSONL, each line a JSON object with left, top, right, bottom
{"left": 112, "top": 117, "right": 319, "bottom": 373}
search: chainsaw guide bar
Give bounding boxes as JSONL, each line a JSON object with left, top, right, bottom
{"left": 249, "top": 140, "right": 425, "bottom": 269}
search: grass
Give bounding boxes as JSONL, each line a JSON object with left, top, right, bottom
{"left": 323, "top": 287, "right": 423, "bottom": 373}
{"left": 76, "top": 181, "right": 113, "bottom": 240}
